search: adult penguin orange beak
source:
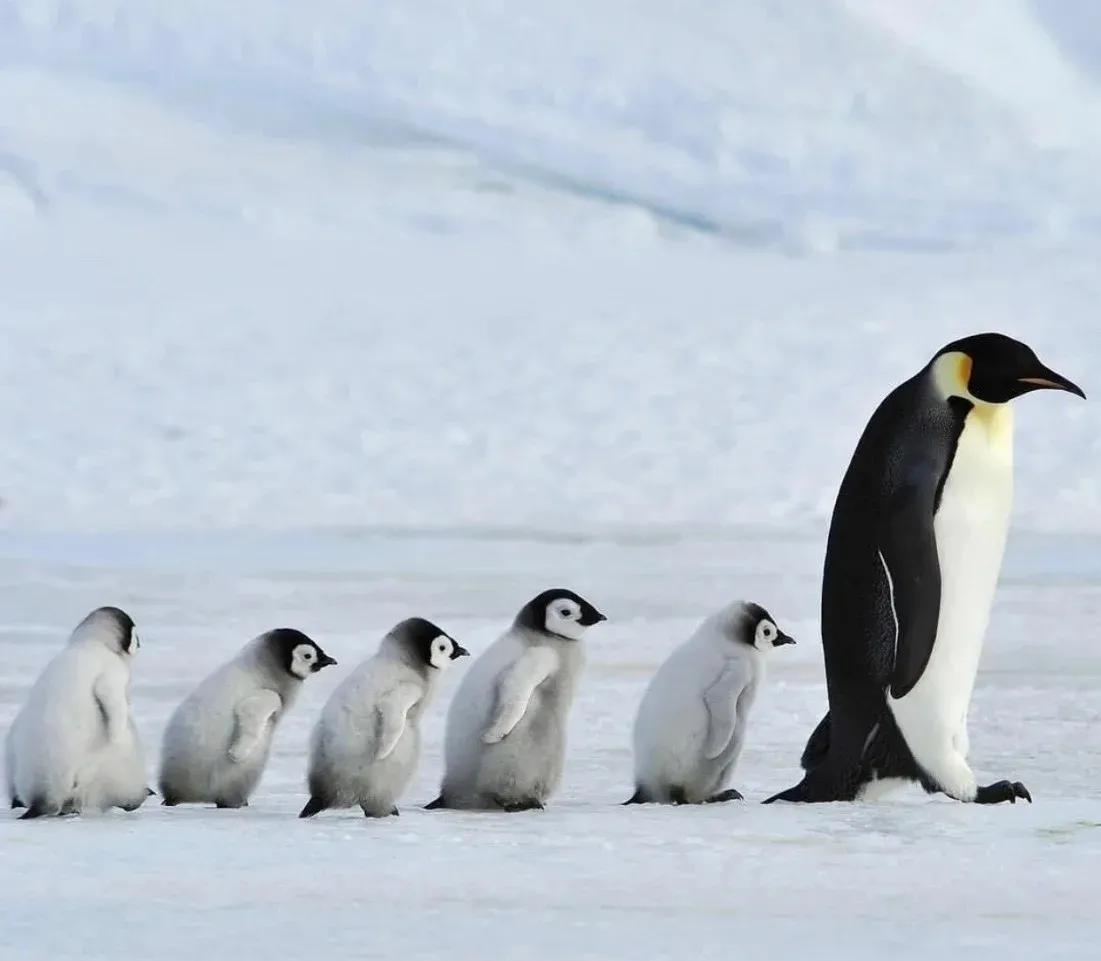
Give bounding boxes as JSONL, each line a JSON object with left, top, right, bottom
{"left": 1017, "top": 364, "right": 1086, "bottom": 399}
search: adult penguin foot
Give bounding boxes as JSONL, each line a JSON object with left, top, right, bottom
{"left": 974, "top": 780, "right": 1032, "bottom": 804}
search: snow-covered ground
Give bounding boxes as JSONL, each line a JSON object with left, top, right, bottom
{"left": 1, "top": 531, "right": 1099, "bottom": 960}
{"left": 2, "top": 1, "right": 1101, "bottom": 958}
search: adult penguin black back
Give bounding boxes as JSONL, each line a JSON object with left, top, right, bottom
{"left": 767, "top": 334, "right": 1084, "bottom": 805}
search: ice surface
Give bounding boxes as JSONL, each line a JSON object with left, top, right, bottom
{"left": 1, "top": 532, "right": 1099, "bottom": 960}
{"left": 2, "top": 2, "right": 1101, "bottom": 958}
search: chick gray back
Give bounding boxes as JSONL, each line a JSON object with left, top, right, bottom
{"left": 632, "top": 602, "right": 765, "bottom": 803}
{"left": 159, "top": 634, "right": 305, "bottom": 806}
{"left": 7, "top": 606, "right": 146, "bottom": 817}
{"left": 308, "top": 651, "right": 426, "bottom": 813}
{"left": 439, "top": 628, "right": 584, "bottom": 808}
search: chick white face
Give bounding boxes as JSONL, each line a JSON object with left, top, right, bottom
{"left": 753, "top": 619, "right": 778, "bottom": 652}
{"left": 429, "top": 634, "right": 461, "bottom": 670}
{"left": 545, "top": 598, "right": 586, "bottom": 641}
{"left": 393, "top": 618, "right": 468, "bottom": 671}
{"left": 290, "top": 643, "right": 320, "bottom": 679}
{"left": 270, "top": 628, "right": 336, "bottom": 680}
{"left": 125, "top": 629, "right": 141, "bottom": 655}
{"left": 518, "top": 589, "right": 605, "bottom": 640}
{"left": 750, "top": 616, "right": 796, "bottom": 653}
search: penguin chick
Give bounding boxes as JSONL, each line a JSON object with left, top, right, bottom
{"left": 627, "top": 601, "right": 794, "bottom": 805}
{"left": 300, "top": 618, "right": 468, "bottom": 819}
{"left": 427, "top": 589, "right": 605, "bottom": 812}
{"left": 159, "top": 628, "right": 336, "bottom": 809}
{"left": 7, "top": 607, "right": 149, "bottom": 819}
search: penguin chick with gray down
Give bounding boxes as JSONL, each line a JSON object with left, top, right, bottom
{"left": 6, "top": 607, "right": 150, "bottom": 819}
{"left": 159, "top": 628, "right": 336, "bottom": 809}
{"left": 300, "top": 618, "right": 469, "bottom": 819}
{"left": 427, "top": 589, "right": 606, "bottom": 812}
{"left": 626, "top": 601, "right": 794, "bottom": 805}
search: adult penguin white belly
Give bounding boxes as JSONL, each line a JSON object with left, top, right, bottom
{"left": 767, "top": 333, "right": 1085, "bottom": 804}
{"left": 888, "top": 400, "right": 1013, "bottom": 802}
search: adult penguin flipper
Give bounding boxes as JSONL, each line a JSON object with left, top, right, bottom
{"left": 769, "top": 477, "right": 942, "bottom": 806}
{"left": 879, "top": 474, "right": 942, "bottom": 699}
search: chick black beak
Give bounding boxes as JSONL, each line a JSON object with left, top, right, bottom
{"left": 451, "top": 644, "right": 470, "bottom": 659}
{"left": 1019, "top": 364, "right": 1086, "bottom": 399}
{"left": 582, "top": 610, "right": 607, "bottom": 627}
{"left": 316, "top": 652, "right": 338, "bottom": 670}
{"left": 773, "top": 632, "right": 796, "bottom": 647}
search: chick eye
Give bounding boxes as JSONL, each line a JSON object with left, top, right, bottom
{"left": 558, "top": 607, "right": 571, "bottom": 618}
{"left": 304, "top": 651, "right": 314, "bottom": 661}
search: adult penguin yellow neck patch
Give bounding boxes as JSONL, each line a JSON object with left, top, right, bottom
{"left": 932, "top": 351, "right": 974, "bottom": 400}
{"left": 957, "top": 353, "right": 973, "bottom": 391}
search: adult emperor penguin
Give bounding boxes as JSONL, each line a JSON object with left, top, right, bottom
{"left": 627, "top": 600, "right": 794, "bottom": 805}
{"left": 767, "top": 333, "right": 1084, "bottom": 805}
{"left": 6, "top": 607, "right": 150, "bottom": 819}
{"left": 159, "top": 628, "right": 336, "bottom": 808}
{"left": 300, "top": 618, "right": 468, "bottom": 819}
{"left": 426, "top": 589, "right": 605, "bottom": 812}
